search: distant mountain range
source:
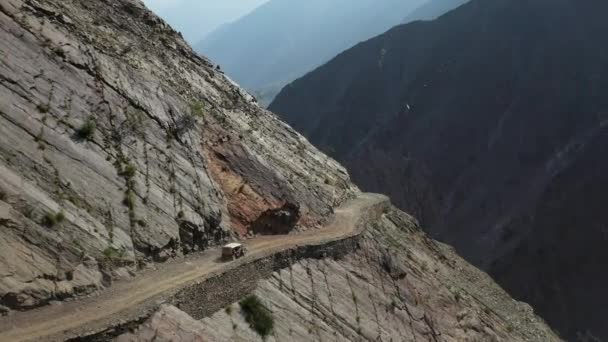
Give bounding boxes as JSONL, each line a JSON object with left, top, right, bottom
{"left": 270, "top": 0, "right": 608, "bottom": 339}
{"left": 403, "top": 0, "right": 469, "bottom": 22}
{"left": 196, "top": 0, "right": 427, "bottom": 106}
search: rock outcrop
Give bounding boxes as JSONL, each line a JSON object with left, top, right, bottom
{"left": 0, "top": 0, "right": 355, "bottom": 312}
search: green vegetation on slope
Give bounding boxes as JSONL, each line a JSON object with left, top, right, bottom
{"left": 239, "top": 295, "right": 274, "bottom": 338}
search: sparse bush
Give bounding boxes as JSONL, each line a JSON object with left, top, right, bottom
{"left": 103, "top": 246, "right": 125, "bottom": 260}
{"left": 42, "top": 211, "right": 65, "bottom": 227}
{"left": 72, "top": 239, "right": 84, "bottom": 251}
{"left": 122, "top": 163, "right": 137, "bottom": 179}
{"left": 136, "top": 219, "right": 147, "bottom": 227}
{"left": 420, "top": 260, "right": 429, "bottom": 272}
{"left": 239, "top": 295, "right": 274, "bottom": 338}
{"left": 190, "top": 101, "right": 205, "bottom": 117}
{"left": 55, "top": 211, "right": 65, "bottom": 222}
{"left": 0, "top": 190, "right": 6, "bottom": 201}
{"left": 37, "top": 104, "right": 50, "bottom": 113}
{"left": 172, "top": 114, "right": 197, "bottom": 139}
{"left": 224, "top": 305, "right": 232, "bottom": 315}
{"left": 54, "top": 46, "right": 66, "bottom": 58}
{"left": 125, "top": 109, "right": 146, "bottom": 138}
{"left": 22, "top": 205, "right": 35, "bottom": 219}
{"left": 76, "top": 119, "right": 96, "bottom": 140}
{"left": 123, "top": 190, "right": 135, "bottom": 210}
{"left": 67, "top": 195, "right": 80, "bottom": 206}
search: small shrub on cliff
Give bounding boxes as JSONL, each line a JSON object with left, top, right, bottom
{"left": 121, "top": 163, "right": 137, "bottom": 179}
{"left": 76, "top": 119, "right": 96, "bottom": 140}
{"left": 42, "top": 211, "right": 65, "bottom": 227}
{"left": 0, "top": 190, "right": 6, "bottom": 201}
{"left": 171, "top": 112, "right": 197, "bottom": 140}
{"left": 239, "top": 295, "right": 274, "bottom": 338}
{"left": 190, "top": 101, "right": 205, "bottom": 117}
{"left": 37, "top": 104, "right": 50, "bottom": 113}
{"left": 55, "top": 211, "right": 65, "bottom": 222}
{"left": 103, "top": 246, "right": 125, "bottom": 261}
{"left": 123, "top": 190, "right": 135, "bottom": 210}
{"left": 454, "top": 290, "right": 463, "bottom": 302}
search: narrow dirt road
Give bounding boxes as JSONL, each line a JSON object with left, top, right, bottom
{"left": 0, "top": 193, "right": 388, "bottom": 342}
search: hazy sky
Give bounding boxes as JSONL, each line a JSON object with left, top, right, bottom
{"left": 144, "top": 0, "right": 269, "bottom": 43}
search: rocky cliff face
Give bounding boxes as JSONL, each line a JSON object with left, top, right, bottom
{"left": 0, "top": 0, "right": 356, "bottom": 313}
{"left": 270, "top": 0, "right": 608, "bottom": 339}
{"left": 120, "top": 207, "right": 558, "bottom": 342}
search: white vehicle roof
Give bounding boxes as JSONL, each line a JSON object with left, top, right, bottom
{"left": 223, "top": 243, "right": 242, "bottom": 249}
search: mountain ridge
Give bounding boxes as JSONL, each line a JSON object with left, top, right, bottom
{"left": 196, "top": 0, "right": 427, "bottom": 106}
{"left": 403, "top": 0, "right": 469, "bottom": 22}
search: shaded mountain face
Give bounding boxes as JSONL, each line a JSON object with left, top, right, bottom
{"left": 270, "top": 0, "right": 608, "bottom": 338}
{"left": 196, "top": 0, "right": 427, "bottom": 106}
{"left": 403, "top": 0, "right": 469, "bottom": 22}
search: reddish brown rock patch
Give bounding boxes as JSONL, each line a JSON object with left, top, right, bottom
{"left": 203, "top": 137, "right": 287, "bottom": 236}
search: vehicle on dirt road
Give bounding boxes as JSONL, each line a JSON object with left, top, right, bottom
{"left": 222, "top": 243, "right": 247, "bottom": 260}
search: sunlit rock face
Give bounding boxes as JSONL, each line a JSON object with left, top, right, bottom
{"left": 0, "top": 0, "right": 355, "bottom": 311}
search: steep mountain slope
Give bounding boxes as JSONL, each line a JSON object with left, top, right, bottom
{"left": 403, "top": 0, "right": 469, "bottom": 22}
{"left": 0, "top": 0, "right": 356, "bottom": 313}
{"left": 196, "top": 0, "right": 426, "bottom": 106}
{"left": 270, "top": 0, "right": 608, "bottom": 339}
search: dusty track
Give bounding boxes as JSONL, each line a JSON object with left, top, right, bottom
{"left": 0, "top": 193, "right": 388, "bottom": 342}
